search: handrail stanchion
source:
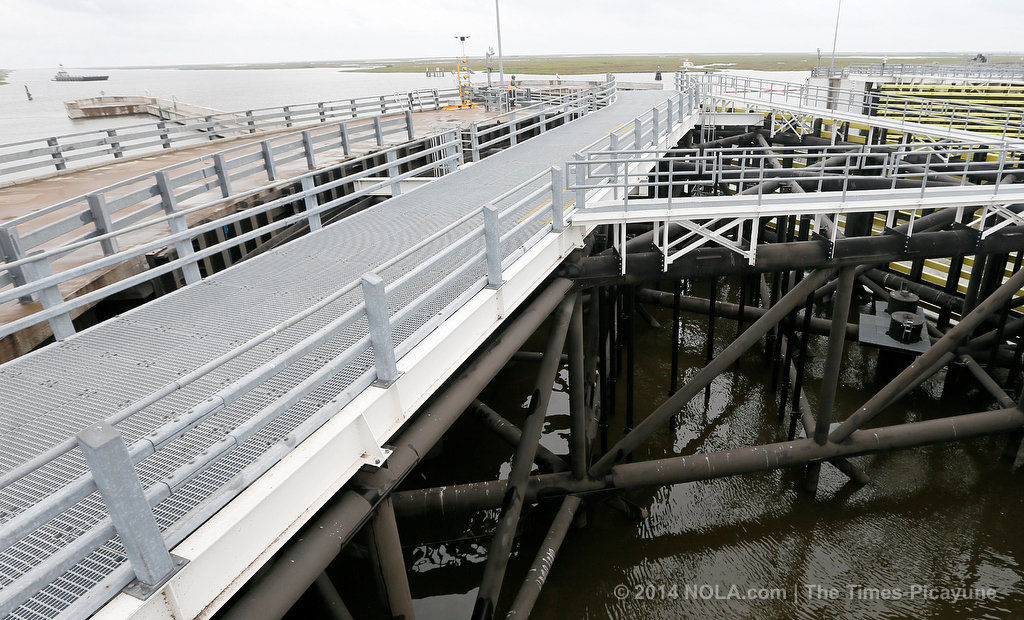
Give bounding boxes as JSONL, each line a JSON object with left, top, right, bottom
{"left": 77, "top": 422, "right": 175, "bottom": 587}
{"left": 299, "top": 176, "right": 324, "bottom": 231}
{"left": 361, "top": 273, "right": 399, "bottom": 385}
{"left": 86, "top": 193, "right": 119, "bottom": 255}
{"left": 260, "top": 140, "right": 277, "bottom": 181}
{"left": 22, "top": 253, "right": 75, "bottom": 340}
{"left": 155, "top": 171, "right": 202, "bottom": 286}
{"left": 483, "top": 204, "right": 503, "bottom": 289}
{"left": 550, "top": 166, "right": 565, "bottom": 230}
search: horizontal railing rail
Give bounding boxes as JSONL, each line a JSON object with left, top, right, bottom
{"left": 0, "top": 77, "right": 651, "bottom": 618}
{"left": 812, "top": 63, "right": 1024, "bottom": 81}
{"left": 680, "top": 72, "right": 1024, "bottom": 141}
{"left": 0, "top": 88, "right": 461, "bottom": 181}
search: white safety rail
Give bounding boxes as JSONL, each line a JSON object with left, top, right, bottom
{"left": 0, "top": 88, "right": 461, "bottom": 181}
{"left": 0, "top": 81, "right": 716, "bottom": 620}
{"left": 0, "top": 85, "right": 614, "bottom": 343}
{"left": 568, "top": 141, "right": 1024, "bottom": 271}
{"left": 812, "top": 62, "right": 1024, "bottom": 82}
{"left": 680, "top": 72, "right": 1024, "bottom": 143}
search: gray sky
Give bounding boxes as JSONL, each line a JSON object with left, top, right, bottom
{"left": 2, "top": 0, "right": 1022, "bottom": 69}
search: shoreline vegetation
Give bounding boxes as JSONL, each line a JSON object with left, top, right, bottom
{"left": 0, "top": 70, "right": 8, "bottom": 85}
{"left": 108, "top": 52, "right": 1022, "bottom": 75}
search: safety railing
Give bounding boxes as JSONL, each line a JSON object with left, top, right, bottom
{"left": 0, "top": 88, "right": 460, "bottom": 181}
{"left": 0, "top": 112, "right": 413, "bottom": 288}
{"left": 680, "top": 72, "right": 1024, "bottom": 141}
{"left": 812, "top": 63, "right": 1024, "bottom": 81}
{"left": 567, "top": 140, "right": 1024, "bottom": 269}
{"left": 466, "top": 76, "right": 617, "bottom": 162}
{"left": 0, "top": 87, "right": 679, "bottom": 619}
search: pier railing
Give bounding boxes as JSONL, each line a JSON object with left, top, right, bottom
{"left": 0, "top": 111, "right": 414, "bottom": 292}
{"left": 0, "top": 79, "right": 691, "bottom": 620}
{"left": 0, "top": 87, "right": 460, "bottom": 181}
{"left": 566, "top": 141, "right": 1024, "bottom": 269}
{"left": 812, "top": 62, "right": 1024, "bottom": 81}
{"left": 680, "top": 73, "right": 1024, "bottom": 141}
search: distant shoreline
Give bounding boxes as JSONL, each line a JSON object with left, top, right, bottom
{"left": 0, "top": 70, "right": 8, "bottom": 86}
{"left": 90, "top": 52, "right": 1022, "bottom": 75}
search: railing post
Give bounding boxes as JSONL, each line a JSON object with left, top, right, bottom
{"left": 652, "top": 107, "right": 661, "bottom": 140}
{"left": 361, "top": 273, "right": 399, "bottom": 385}
{"left": 405, "top": 109, "right": 415, "bottom": 140}
{"left": 550, "top": 166, "right": 565, "bottom": 231}
{"left": 301, "top": 131, "right": 316, "bottom": 169}
{"left": 155, "top": 171, "right": 202, "bottom": 285}
{"left": 246, "top": 110, "right": 256, "bottom": 133}
{"left": 483, "top": 204, "right": 503, "bottom": 289}
{"left": 432, "top": 89, "right": 440, "bottom": 109}
{"left": 204, "top": 115, "right": 216, "bottom": 140}
{"left": 373, "top": 116, "right": 385, "bottom": 146}
{"left": 470, "top": 122, "right": 481, "bottom": 162}
{"left": 157, "top": 121, "right": 171, "bottom": 149}
{"left": 445, "top": 129, "right": 461, "bottom": 173}
{"left": 539, "top": 110, "right": 547, "bottom": 133}
{"left": 0, "top": 226, "right": 35, "bottom": 304}
{"left": 260, "top": 140, "right": 277, "bottom": 181}
{"left": 106, "top": 129, "right": 123, "bottom": 159}
{"left": 283, "top": 105, "right": 293, "bottom": 128}
{"left": 350, "top": 99, "right": 358, "bottom": 118}
{"left": 385, "top": 149, "right": 402, "bottom": 196}
{"left": 633, "top": 117, "right": 643, "bottom": 149}
{"left": 86, "top": 193, "right": 119, "bottom": 255}
{"left": 407, "top": 92, "right": 415, "bottom": 112}
{"left": 340, "top": 123, "right": 351, "bottom": 156}
{"left": 610, "top": 132, "right": 621, "bottom": 200}
{"left": 24, "top": 252, "right": 76, "bottom": 340}
{"left": 47, "top": 137, "right": 66, "bottom": 171}
{"left": 379, "top": 95, "right": 387, "bottom": 115}
{"left": 316, "top": 102, "right": 326, "bottom": 123}
{"left": 299, "top": 176, "right": 323, "bottom": 231}
{"left": 573, "top": 152, "right": 586, "bottom": 210}
{"left": 77, "top": 422, "right": 176, "bottom": 587}
{"left": 212, "top": 153, "right": 233, "bottom": 196}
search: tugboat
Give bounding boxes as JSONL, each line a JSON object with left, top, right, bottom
{"left": 52, "top": 65, "right": 108, "bottom": 82}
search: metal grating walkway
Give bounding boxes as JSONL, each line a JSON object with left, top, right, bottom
{"left": 0, "top": 90, "right": 674, "bottom": 619}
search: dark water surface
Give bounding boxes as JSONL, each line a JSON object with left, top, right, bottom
{"left": 389, "top": 278, "right": 1024, "bottom": 619}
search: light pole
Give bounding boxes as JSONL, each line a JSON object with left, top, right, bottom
{"left": 829, "top": 0, "right": 842, "bottom": 70}
{"left": 495, "top": 0, "right": 505, "bottom": 89}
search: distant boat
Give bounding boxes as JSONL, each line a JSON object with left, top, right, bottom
{"left": 52, "top": 65, "right": 108, "bottom": 82}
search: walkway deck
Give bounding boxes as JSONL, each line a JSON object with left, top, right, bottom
{"left": 0, "top": 90, "right": 675, "bottom": 619}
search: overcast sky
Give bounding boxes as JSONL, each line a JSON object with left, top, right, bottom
{"left": 2, "top": 0, "right": 1022, "bottom": 69}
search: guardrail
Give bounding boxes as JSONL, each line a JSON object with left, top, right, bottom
{"left": 812, "top": 63, "right": 1024, "bottom": 81}
{"left": 566, "top": 140, "right": 1024, "bottom": 269}
{"left": 0, "top": 87, "right": 460, "bottom": 181}
{"left": 0, "top": 77, "right": 671, "bottom": 619}
{"left": 0, "top": 85, "right": 611, "bottom": 344}
{"left": 679, "top": 72, "right": 1024, "bottom": 141}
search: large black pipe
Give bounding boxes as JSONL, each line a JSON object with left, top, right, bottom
{"left": 393, "top": 408, "right": 1023, "bottom": 516}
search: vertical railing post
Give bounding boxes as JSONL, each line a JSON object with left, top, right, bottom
{"left": 361, "top": 273, "right": 399, "bottom": 385}
{"left": 379, "top": 95, "right": 387, "bottom": 115}
{"left": 212, "top": 153, "right": 233, "bottom": 196}
{"left": 246, "top": 110, "right": 256, "bottom": 133}
{"left": 550, "top": 166, "right": 565, "bottom": 231}
{"left": 283, "top": 105, "right": 293, "bottom": 128}
{"left": 299, "top": 176, "right": 323, "bottom": 231}
{"left": 539, "top": 110, "right": 547, "bottom": 133}
{"left": 24, "top": 252, "right": 76, "bottom": 340}
{"left": 445, "top": 129, "right": 461, "bottom": 174}
{"left": 260, "top": 140, "right": 277, "bottom": 181}
{"left": 106, "top": 129, "right": 123, "bottom": 159}
{"left": 47, "top": 137, "right": 66, "bottom": 171}
{"left": 470, "top": 122, "right": 481, "bottom": 162}
{"left": 339, "top": 121, "right": 352, "bottom": 153}
{"left": 633, "top": 117, "right": 643, "bottom": 149}
{"left": 318, "top": 102, "right": 327, "bottom": 123}
{"left": 483, "top": 204, "right": 503, "bottom": 288}
{"left": 0, "top": 226, "right": 35, "bottom": 304}
{"left": 573, "top": 152, "right": 586, "bottom": 210}
{"left": 86, "top": 193, "right": 119, "bottom": 255}
{"left": 157, "top": 121, "right": 171, "bottom": 149}
{"left": 385, "top": 149, "right": 402, "bottom": 196}
{"left": 610, "top": 132, "right": 621, "bottom": 200}
{"left": 665, "top": 101, "right": 674, "bottom": 132}
{"left": 204, "top": 115, "right": 217, "bottom": 140}
{"left": 77, "top": 422, "right": 176, "bottom": 586}
{"left": 350, "top": 99, "right": 358, "bottom": 118}
{"left": 652, "top": 107, "right": 661, "bottom": 141}
{"left": 301, "top": 131, "right": 316, "bottom": 169}
{"left": 508, "top": 110, "right": 518, "bottom": 146}
{"left": 373, "top": 116, "right": 385, "bottom": 146}
{"left": 404, "top": 109, "right": 415, "bottom": 140}
{"left": 432, "top": 89, "right": 440, "bottom": 109}
{"left": 407, "top": 92, "right": 415, "bottom": 112}
{"left": 155, "top": 171, "right": 202, "bottom": 285}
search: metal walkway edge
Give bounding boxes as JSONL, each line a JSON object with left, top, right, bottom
{"left": 0, "top": 89, "right": 676, "bottom": 619}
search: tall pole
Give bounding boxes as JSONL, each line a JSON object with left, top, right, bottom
{"left": 495, "top": 0, "right": 505, "bottom": 89}
{"left": 829, "top": 0, "right": 843, "bottom": 70}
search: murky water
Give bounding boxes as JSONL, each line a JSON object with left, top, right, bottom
{"left": 389, "top": 278, "right": 1024, "bottom": 619}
